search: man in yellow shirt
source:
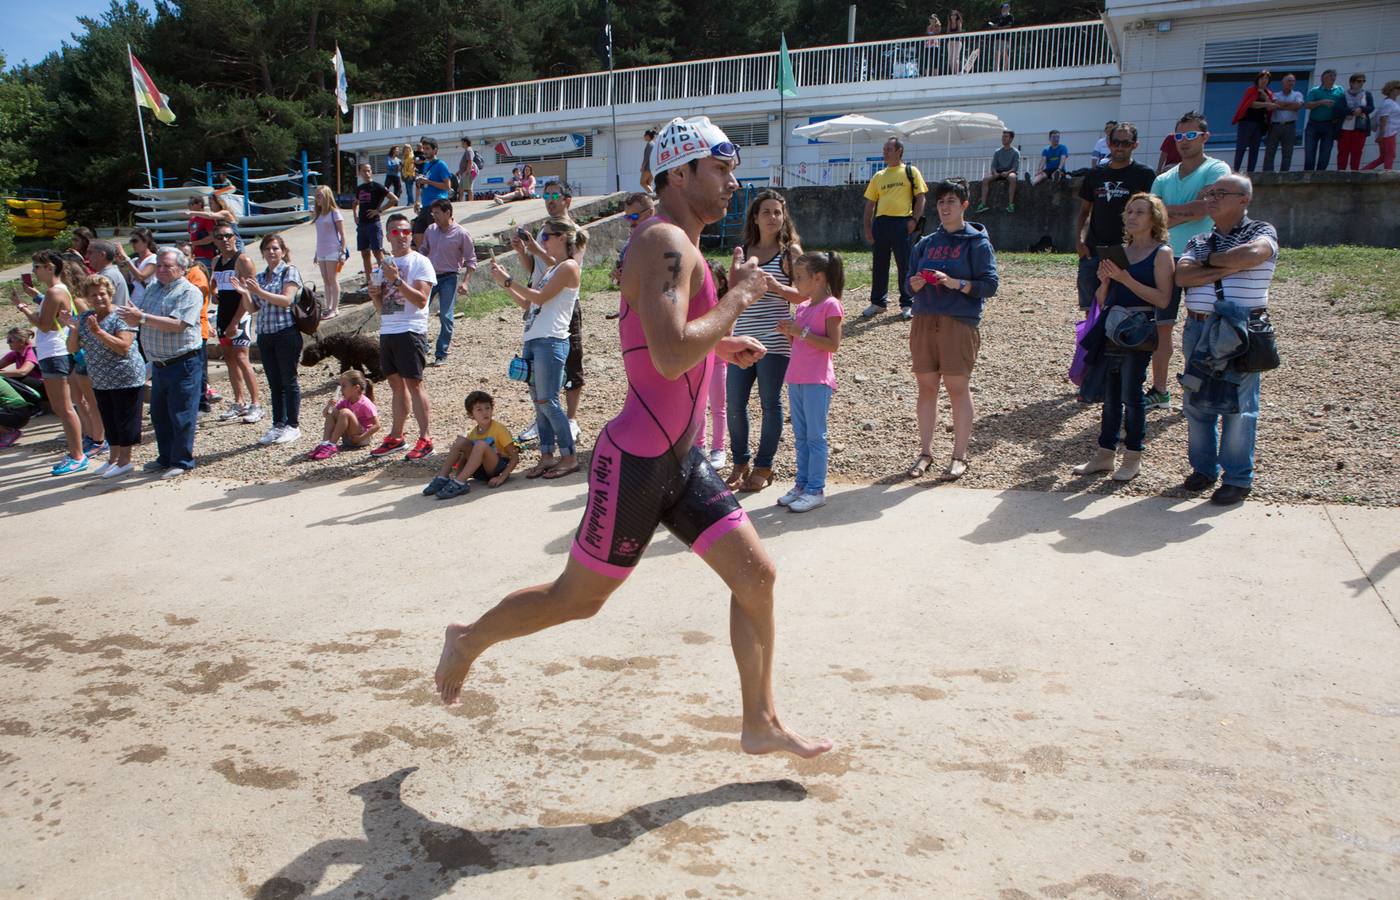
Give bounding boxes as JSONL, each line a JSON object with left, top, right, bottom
{"left": 862, "top": 137, "right": 928, "bottom": 321}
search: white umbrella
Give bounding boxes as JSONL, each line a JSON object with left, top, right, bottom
{"left": 894, "top": 110, "right": 1007, "bottom": 157}
{"left": 791, "top": 114, "right": 900, "bottom": 175}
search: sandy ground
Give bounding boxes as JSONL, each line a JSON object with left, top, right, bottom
{"left": 1, "top": 451, "right": 1398, "bottom": 898}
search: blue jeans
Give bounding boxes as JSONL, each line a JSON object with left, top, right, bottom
{"left": 1076, "top": 255, "right": 1100, "bottom": 310}
{"left": 788, "top": 383, "right": 832, "bottom": 493}
{"left": 525, "top": 337, "right": 572, "bottom": 455}
{"left": 256, "top": 326, "right": 303, "bottom": 428}
{"left": 431, "top": 271, "right": 458, "bottom": 361}
{"left": 1097, "top": 350, "right": 1150, "bottom": 453}
{"left": 726, "top": 352, "right": 789, "bottom": 468}
{"left": 1182, "top": 318, "right": 1261, "bottom": 488}
{"left": 1304, "top": 119, "right": 1336, "bottom": 171}
{"left": 870, "top": 215, "right": 913, "bottom": 309}
{"left": 150, "top": 351, "right": 201, "bottom": 470}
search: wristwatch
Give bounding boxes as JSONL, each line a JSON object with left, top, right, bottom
{"left": 958, "top": 280, "right": 967, "bottom": 292}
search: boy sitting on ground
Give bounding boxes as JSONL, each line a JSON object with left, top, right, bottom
{"left": 421, "top": 391, "right": 519, "bottom": 500}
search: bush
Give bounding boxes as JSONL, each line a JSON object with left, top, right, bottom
{"left": 0, "top": 209, "right": 13, "bottom": 264}
{"left": 49, "top": 223, "right": 78, "bottom": 253}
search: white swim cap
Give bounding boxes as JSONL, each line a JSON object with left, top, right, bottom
{"left": 652, "top": 116, "right": 742, "bottom": 177}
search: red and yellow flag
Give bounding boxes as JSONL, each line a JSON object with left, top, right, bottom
{"left": 130, "top": 50, "right": 175, "bottom": 125}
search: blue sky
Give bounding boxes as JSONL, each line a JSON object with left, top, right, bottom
{"left": 2, "top": 0, "right": 156, "bottom": 69}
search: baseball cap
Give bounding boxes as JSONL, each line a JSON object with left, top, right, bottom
{"left": 651, "top": 116, "right": 742, "bottom": 177}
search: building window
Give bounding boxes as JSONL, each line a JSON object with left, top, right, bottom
{"left": 1202, "top": 69, "right": 1312, "bottom": 149}
{"left": 494, "top": 134, "right": 594, "bottom": 165}
{"left": 721, "top": 121, "right": 771, "bottom": 147}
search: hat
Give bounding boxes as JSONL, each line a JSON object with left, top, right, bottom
{"left": 651, "top": 116, "right": 742, "bottom": 177}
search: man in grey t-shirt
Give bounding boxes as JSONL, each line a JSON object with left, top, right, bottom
{"left": 86, "top": 240, "right": 131, "bottom": 307}
{"left": 977, "top": 130, "right": 1021, "bottom": 213}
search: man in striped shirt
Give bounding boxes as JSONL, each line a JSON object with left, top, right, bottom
{"left": 1173, "top": 174, "right": 1279, "bottom": 506}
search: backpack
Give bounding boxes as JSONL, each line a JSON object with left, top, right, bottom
{"left": 292, "top": 283, "right": 322, "bottom": 336}
{"left": 472, "top": 149, "right": 485, "bottom": 172}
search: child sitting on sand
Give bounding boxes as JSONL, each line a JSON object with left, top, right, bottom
{"left": 421, "top": 390, "right": 518, "bottom": 500}
{"left": 308, "top": 370, "right": 380, "bottom": 459}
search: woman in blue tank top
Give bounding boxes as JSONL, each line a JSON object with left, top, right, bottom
{"left": 1072, "top": 192, "right": 1176, "bottom": 482}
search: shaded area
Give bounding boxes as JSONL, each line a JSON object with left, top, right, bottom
{"left": 255, "top": 767, "right": 806, "bottom": 899}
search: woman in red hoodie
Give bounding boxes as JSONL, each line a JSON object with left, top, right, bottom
{"left": 1232, "top": 71, "right": 1276, "bottom": 173}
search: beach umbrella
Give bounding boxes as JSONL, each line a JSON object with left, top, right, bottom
{"left": 894, "top": 110, "right": 1007, "bottom": 157}
{"left": 791, "top": 114, "right": 900, "bottom": 171}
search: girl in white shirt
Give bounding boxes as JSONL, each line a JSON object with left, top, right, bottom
{"left": 311, "top": 186, "right": 346, "bottom": 317}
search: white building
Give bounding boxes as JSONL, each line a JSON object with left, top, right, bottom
{"left": 339, "top": 1, "right": 1400, "bottom": 194}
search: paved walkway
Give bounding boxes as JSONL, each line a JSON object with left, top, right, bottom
{"left": 1, "top": 442, "right": 1396, "bottom": 898}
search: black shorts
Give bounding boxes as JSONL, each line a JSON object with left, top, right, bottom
{"left": 94, "top": 386, "right": 144, "bottom": 447}
{"left": 565, "top": 303, "right": 585, "bottom": 390}
{"left": 570, "top": 431, "right": 748, "bottom": 580}
{"left": 356, "top": 220, "right": 382, "bottom": 253}
{"left": 411, "top": 208, "right": 434, "bottom": 235}
{"left": 379, "top": 331, "right": 428, "bottom": 381}
{"left": 1157, "top": 276, "right": 1183, "bottom": 324}
{"left": 470, "top": 455, "right": 511, "bottom": 482}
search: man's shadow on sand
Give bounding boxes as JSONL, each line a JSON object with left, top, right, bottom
{"left": 254, "top": 767, "right": 806, "bottom": 899}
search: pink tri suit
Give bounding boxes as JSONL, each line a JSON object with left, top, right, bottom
{"left": 571, "top": 221, "right": 749, "bottom": 579}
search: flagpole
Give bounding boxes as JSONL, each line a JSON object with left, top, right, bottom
{"left": 336, "top": 109, "right": 342, "bottom": 194}
{"left": 129, "top": 44, "right": 154, "bottom": 188}
{"left": 606, "top": 0, "right": 620, "bottom": 193}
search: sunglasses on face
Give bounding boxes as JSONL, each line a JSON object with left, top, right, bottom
{"left": 624, "top": 212, "right": 641, "bottom": 221}
{"left": 544, "top": 231, "right": 568, "bottom": 239}
{"left": 1174, "top": 130, "right": 1205, "bottom": 142}
{"left": 1109, "top": 138, "right": 1135, "bottom": 147}
{"left": 215, "top": 233, "right": 237, "bottom": 240}
{"left": 543, "top": 192, "right": 563, "bottom": 200}
{"left": 389, "top": 228, "right": 412, "bottom": 235}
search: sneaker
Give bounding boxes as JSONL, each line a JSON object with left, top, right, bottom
{"left": 788, "top": 491, "right": 827, "bottom": 513}
{"left": 370, "top": 435, "right": 406, "bottom": 457}
{"left": 273, "top": 426, "right": 302, "bottom": 444}
{"left": 142, "top": 460, "right": 168, "bottom": 474}
{"left": 219, "top": 403, "right": 247, "bottom": 421}
{"left": 1006, "top": 203, "right": 1015, "bottom": 213}
{"left": 0, "top": 430, "right": 19, "bottom": 449}
{"left": 860, "top": 304, "right": 887, "bottom": 319}
{"left": 1210, "top": 484, "right": 1251, "bottom": 506}
{"left": 776, "top": 486, "right": 805, "bottom": 507}
{"left": 161, "top": 466, "right": 188, "bottom": 480}
{"left": 517, "top": 422, "right": 539, "bottom": 443}
{"left": 241, "top": 404, "right": 265, "bottom": 424}
{"left": 899, "top": 307, "right": 914, "bottom": 321}
{"left": 974, "top": 203, "right": 991, "bottom": 212}
{"left": 428, "top": 357, "right": 447, "bottom": 367}
{"left": 708, "top": 449, "right": 728, "bottom": 470}
{"left": 258, "top": 425, "right": 285, "bottom": 446}
{"left": 435, "top": 478, "right": 472, "bottom": 500}
{"left": 1144, "top": 390, "right": 1171, "bottom": 410}
{"left": 405, "top": 437, "right": 434, "bottom": 460}
{"left": 205, "top": 388, "right": 223, "bottom": 403}
{"left": 91, "top": 461, "right": 114, "bottom": 478}
{"left": 422, "top": 475, "right": 451, "bottom": 496}
{"left": 51, "top": 455, "right": 88, "bottom": 476}
{"left": 1181, "top": 472, "right": 1216, "bottom": 492}
{"left": 307, "top": 442, "right": 337, "bottom": 461}
{"left": 82, "top": 435, "right": 97, "bottom": 454}
{"left": 569, "top": 419, "right": 580, "bottom": 442}
{"left": 89, "top": 440, "right": 109, "bottom": 457}
{"left": 101, "top": 462, "right": 134, "bottom": 479}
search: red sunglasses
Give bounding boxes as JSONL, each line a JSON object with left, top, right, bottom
{"left": 388, "top": 227, "right": 412, "bottom": 235}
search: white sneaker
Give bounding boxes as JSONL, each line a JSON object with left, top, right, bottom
{"left": 860, "top": 303, "right": 886, "bottom": 318}
{"left": 241, "top": 404, "right": 265, "bottom": 424}
{"left": 102, "top": 462, "right": 134, "bottom": 479}
{"left": 258, "top": 425, "right": 285, "bottom": 445}
{"left": 708, "top": 449, "right": 728, "bottom": 469}
{"left": 160, "top": 467, "right": 187, "bottom": 479}
{"left": 274, "top": 426, "right": 302, "bottom": 444}
{"left": 776, "top": 486, "right": 804, "bottom": 507}
{"left": 219, "top": 404, "right": 247, "bottom": 421}
{"left": 569, "top": 419, "right": 580, "bottom": 442}
{"left": 788, "top": 492, "right": 827, "bottom": 513}
{"left": 91, "top": 461, "right": 114, "bottom": 477}
{"left": 517, "top": 422, "right": 539, "bottom": 442}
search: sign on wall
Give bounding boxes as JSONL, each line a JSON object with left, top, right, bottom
{"left": 494, "top": 133, "right": 587, "bottom": 159}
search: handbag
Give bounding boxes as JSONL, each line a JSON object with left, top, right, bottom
{"left": 292, "top": 283, "right": 322, "bottom": 336}
{"left": 1208, "top": 234, "right": 1279, "bottom": 373}
{"left": 1067, "top": 300, "right": 1101, "bottom": 386}
{"left": 507, "top": 354, "right": 532, "bottom": 382}
{"left": 1104, "top": 305, "right": 1158, "bottom": 353}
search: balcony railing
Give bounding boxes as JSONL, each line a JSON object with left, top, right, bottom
{"left": 353, "top": 20, "right": 1116, "bottom": 133}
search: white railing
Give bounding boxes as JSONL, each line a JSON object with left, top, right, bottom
{"left": 769, "top": 151, "right": 1093, "bottom": 188}
{"left": 353, "top": 20, "right": 1116, "bottom": 133}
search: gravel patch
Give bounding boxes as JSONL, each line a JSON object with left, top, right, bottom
{"left": 11, "top": 257, "right": 1398, "bottom": 506}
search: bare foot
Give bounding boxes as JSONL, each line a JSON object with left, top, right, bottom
{"left": 434, "top": 623, "right": 479, "bottom": 704}
{"left": 740, "top": 715, "right": 833, "bottom": 759}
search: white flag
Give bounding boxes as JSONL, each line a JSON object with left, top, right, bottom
{"left": 331, "top": 45, "right": 349, "bottom": 115}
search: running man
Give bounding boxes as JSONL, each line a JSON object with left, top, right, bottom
{"left": 435, "top": 117, "right": 831, "bottom": 759}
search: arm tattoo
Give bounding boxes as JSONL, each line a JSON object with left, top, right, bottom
{"left": 661, "top": 251, "right": 683, "bottom": 305}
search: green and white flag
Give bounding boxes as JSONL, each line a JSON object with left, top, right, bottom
{"left": 778, "top": 33, "right": 798, "bottom": 98}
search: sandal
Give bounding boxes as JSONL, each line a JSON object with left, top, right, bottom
{"left": 940, "top": 457, "right": 969, "bottom": 481}
{"left": 525, "top": 458, "right": 557, "bottom": 479}
{"left": 740, "top": 466, "right": 774, "bottom": 492}
{"left": 907, "top": 453, "right": 934, "bottom": 478}
{"left": 543, "top": 462, "right": 580, "bottom": 480}
{"left": 726, "top": 462, "right": 751, "bottom": 489}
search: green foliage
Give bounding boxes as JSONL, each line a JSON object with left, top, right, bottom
{"left": 1276, "top": 245, "right": 1400, "bottom": 319}
{"left": 6, "top": 0, "right": 1105, "bottom": 224}
{"left": 0, "top": 208, "right": 14, "bottom": 264}
{"left": 49, "top": 223, "right": 81, "bottom": 254}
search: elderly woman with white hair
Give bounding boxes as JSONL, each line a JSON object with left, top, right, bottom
{"left": 117, "top": 246, "right": 205, "bottom": 478}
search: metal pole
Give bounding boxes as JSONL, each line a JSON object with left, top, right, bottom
{"left": 335, "top": 110, "right": 343, "bottom": 194}
{"left": 129, "top": 45, "right": 154, "bottom": 188}
{"left": 206, "top": 161, "right": 214, "bottom": 187}
{"left": 301, "top": 150, "right": 310, "bottom": 211}
{"left": 157, "top": 168, "right": 164, "bottom": 189}
{"left": 606, "top": 0, "right": 621, "bottom": 193}
{"left": 241, "top": 158, "right": 250, "bottom": 214}
{"left": 848, "top": 5, "right": 856, "bottom": 43}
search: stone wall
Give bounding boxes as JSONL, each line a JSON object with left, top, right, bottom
{"left": 743, "top": 171, "right": 1400, "bottom": 253}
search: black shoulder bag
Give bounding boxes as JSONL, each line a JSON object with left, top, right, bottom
{"left": 1211, "top": 234, "right": 1280, "bottom": 373}
{"left": 905, "top": 163, "right": 927, "bottom": 235}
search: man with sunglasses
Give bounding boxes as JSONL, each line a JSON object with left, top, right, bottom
{"left": 369, "top": 213, "right": 436, "bottom": 461}
{"left": 1149, "top": 112, "right": 1230, "bottom": 411}
{"left": 435, "top": 116, "right": 831, "bottom": 762}
{"left": 1173, "top": 174, "right": 1278, "bottom": 506}
{"left": 1076, "top": 122, "right": 1156, "bottom": 321}
{"left": 513, "top": 182, "right": 585, "bottom": 440}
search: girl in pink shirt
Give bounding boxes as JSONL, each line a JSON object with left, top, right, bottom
{"left": 309, "top": 370, "right": 380, "bottom": 459}
{"left": 775, "top": 251, "right": 845, "bottom": 513}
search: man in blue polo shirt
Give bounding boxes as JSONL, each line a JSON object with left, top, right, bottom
{"left": 411, "top": 136, "right": 454, "bottom": 247}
